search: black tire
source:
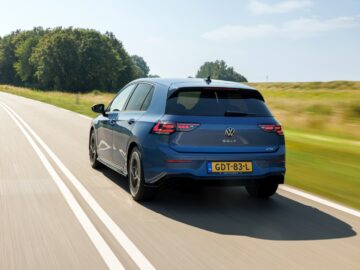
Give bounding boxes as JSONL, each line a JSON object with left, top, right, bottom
{"left": 89, "top": 129, "right": 103, "bottom": 169}
{"left": 245, "top": 182, "right": 278, "bottom": 198}
{"left": 128, "top": 147, "right": 157, "bottom": 201}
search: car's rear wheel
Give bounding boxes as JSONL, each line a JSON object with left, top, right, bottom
{"left": 89, "top": 130, "right": 103, "bottom": 169}
{"left": 245, "top": 182, "right": 278, "bottom": 198}
{"left": 128, "top": 147, "right": 157, "bottom": 201}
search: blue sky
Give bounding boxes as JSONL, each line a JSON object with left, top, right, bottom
{"left": 0, "top": 0, "right": 359, "bottom": 82}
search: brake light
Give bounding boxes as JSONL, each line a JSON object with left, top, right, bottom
{"left": 152, "top": 121, "right": 200, "bottom": 134}
{"left": 258, "top": 124, "right": 284, "bottom": 136}
{"left": 152, "top": 122, "right": 176, "bottom": 134}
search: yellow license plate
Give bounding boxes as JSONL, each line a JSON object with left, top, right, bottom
{"left": 209, "top": 161, "right": 253, "bottom": 173}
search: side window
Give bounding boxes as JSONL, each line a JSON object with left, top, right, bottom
{"left": 125, "top": 83, "right": 153, "bottom": 111}
{"left": 109, "top": 84, "right": 136, "bottom": 112}
{"left": 140, "top": 88, "right": 154, "bottom": 111}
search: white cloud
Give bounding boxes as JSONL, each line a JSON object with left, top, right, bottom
{"left": 201, "top": 16, "right": 360, "bottom": 40}
{"left": 202, "top": 24, "right": 278, "bottom": 40}
{"left": 284, "top": 16, "right": 360, "bottom": 37}
{"left": 249, "top": 0, "right": 312, "bottom": 15}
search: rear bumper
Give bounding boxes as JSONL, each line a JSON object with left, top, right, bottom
{"left": 145, "top": 173, "right": 284, "bottom": 187}
{"left": 141, "top": 144, "right": 286, "bottom": 186}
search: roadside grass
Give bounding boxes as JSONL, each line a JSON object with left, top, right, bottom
{"left": 249, "top": 81, "right": 360, "bottom": 140}
{"left": 1, "top": 83, "right": 360, "bottom": 210}
{"left": 286, "top": 135, "right": 360, "bottom": 210}
{"left": 0, "top": 85, "right": 112, "bottom": 117}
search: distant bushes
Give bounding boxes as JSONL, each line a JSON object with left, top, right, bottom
{"left": 0, "top": 27, "right": 149, "bottom": 92}
{"left": 196, "top": 60, "right": 247, "bottom": 83}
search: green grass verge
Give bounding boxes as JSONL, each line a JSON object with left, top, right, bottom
{"left": 0, "top": 85, "right": 112, "bottom": 118}
{"left": 286, "top": 135, "right": 360, "bottom": 210}
{"left": 1, "top": 83, "right": 360, "bottom": 210}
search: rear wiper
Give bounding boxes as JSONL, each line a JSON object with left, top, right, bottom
{"left": 224, "top": 111, "right": 256, "bottom": 117}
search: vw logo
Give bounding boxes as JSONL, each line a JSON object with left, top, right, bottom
{"left": 225, "top": 127, "right": 236, "bottom": 137}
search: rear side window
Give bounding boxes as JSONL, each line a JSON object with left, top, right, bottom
{"left": 125, "top": 83, "right": 153, "bottom": 111}
{"left": 166, "top": 88, "right": 272, "bottom": 117}
{"left": 140, "top": 88, "right": 154, "bottom": 111}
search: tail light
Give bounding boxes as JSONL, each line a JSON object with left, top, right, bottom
{"left": 258, "top": 124, "right": 284, "bottom": 136}
{"left": 152, "top": 121, "right": 200, "bottom": 134}
{"left": 152, "top": 122, "right": 176, "bottom": 134}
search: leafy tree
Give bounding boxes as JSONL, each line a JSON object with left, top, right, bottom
{"left": 0, "top": 31, "right": 20, "bottom": 84}
{"left": 75, "top": 29, "right": 124, "bottom": 91}
{"left": 0, "top": 27, "right": 146, "bottom": 91}
{"left": 131, "top": 55, "right": 150, "bottom": 78}
{"left": 105, "top": 32, "right": 139, "bottom": 90}
{"left": 14, "top": 27, "right": 46, "bottom": 84}
{"left": 196, "top": 60, "right": 247, "bottom": 82}
{"left": 30, "top": 28, "right": 80, "bottom": 90}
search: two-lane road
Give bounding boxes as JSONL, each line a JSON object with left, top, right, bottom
{"left": 1, "top": 92, "right": 359, "bottom": 270}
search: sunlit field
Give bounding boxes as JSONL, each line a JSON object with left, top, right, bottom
{"left": 1, "top": 81, "right": 359, "bottom": 209}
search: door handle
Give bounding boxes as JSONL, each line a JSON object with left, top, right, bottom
{"left": 128, "top": 119, "right": 135, "bottom": 125}
{"left": 109, "top": 119, "right": 116, "bottom": 125}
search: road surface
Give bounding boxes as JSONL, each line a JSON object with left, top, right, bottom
{"left": 0, "top": 92, "right": 359, "bottom": 270}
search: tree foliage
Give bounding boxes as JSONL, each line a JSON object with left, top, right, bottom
{"left": 196, "top": 60, "right": 247, "bottom": 83}
{"left": 0, "top": 27, "right": 150, "bottom": 92}
{"left": 131, "top": 55, "right": 150, "bottom": 78}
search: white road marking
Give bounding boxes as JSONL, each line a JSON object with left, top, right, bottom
{"left": 1, "top": 102, "right": 157, "bottom": 270}
{"left": 280, "top": 185, "right": 360, "bottom": 218}
{"left": 0, "top": 103, "right": 125, "bottom": 270}
{"left": 78, "top": 114, "right": 92, "bottom": 120}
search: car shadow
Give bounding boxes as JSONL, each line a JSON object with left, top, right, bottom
{"left": 101, "top": 168, "right": 356, "bottom": 241}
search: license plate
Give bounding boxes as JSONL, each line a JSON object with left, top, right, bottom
{"left": 208, "top": 161, "right": 253, "bottom": 173}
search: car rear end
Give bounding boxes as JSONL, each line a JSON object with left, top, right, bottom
{"left": 141, "top": 84, "right": 285, "bottom": 189}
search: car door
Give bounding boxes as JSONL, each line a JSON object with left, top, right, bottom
{"left": 112, "top": 83, "right": 154, "bottom": 173}
{"left": 96, "top": 113, "right": 115, "bottom": 164}
{"left": 97, "top": 83, "right": 136, "bottom": 165}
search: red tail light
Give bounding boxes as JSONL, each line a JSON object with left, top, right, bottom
{"left": 152, "top": 122, "right": 176, "bottom": 134}
{"left": 152, "top": 121, "right": 200, "bottom": 134}
{"left": 258, "top": 124, "right": 284, "bottom": 136}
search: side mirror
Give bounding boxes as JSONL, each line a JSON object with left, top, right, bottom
{"left": 91, "top": 104, "right": 105, "bottom": 115}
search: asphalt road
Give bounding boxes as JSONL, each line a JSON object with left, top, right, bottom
{"left": 0, "top": 92, "right": 359, "bottom": 270}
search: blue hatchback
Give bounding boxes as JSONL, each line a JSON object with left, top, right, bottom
{"left": 89, "top": 78, "right": 285, "bottom": 201}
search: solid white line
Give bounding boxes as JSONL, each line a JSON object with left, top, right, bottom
{"left": 78, "top": 114, "right": 92, "bottom": 120}
{"left": 1, "top": 102, "right": 156, "bottom": 270}
{"left": 280, "top": 185, "right": 360, "bottom": 218}
{"left": 0, "top": 103, "right": 125, "bottom": 270}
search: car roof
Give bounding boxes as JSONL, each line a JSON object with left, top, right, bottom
{"left": 133, "top": 77, "right": 256, "bottom": 91}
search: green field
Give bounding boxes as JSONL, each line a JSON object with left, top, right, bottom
{"left": 1, "top": 82, "right": 359, "bottom": 209}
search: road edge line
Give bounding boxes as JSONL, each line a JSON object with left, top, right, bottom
{"left": 280, "top": 185, "right": 360, "bottom": 218}
{"left": 0, "top": 102, "right": 125, "bottom": 270}
{"left": 1, "top": 102, "right": 156, "bottom": 270}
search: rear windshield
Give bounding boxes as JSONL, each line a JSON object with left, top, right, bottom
{"left": 166, "top": 88, "right": 272, "bottom": 117}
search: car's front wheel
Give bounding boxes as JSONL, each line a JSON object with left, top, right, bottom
{"left": 245, "top": 182, "right": 278, "bottom": 198}
{"left": 128, "top": 147, "right": 157, "bottom": 201}
{"left": 89, "top": 129, "right": 103, "bottom": 169}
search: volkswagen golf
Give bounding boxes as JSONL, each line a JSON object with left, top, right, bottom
{"left": 89, "top": 78, "right": 285, "bottom": 201}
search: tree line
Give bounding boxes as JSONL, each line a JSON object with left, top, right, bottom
{"left": 0, "top": 27, "right": 150, "bottom": 92}
{"left": 0, "top": 27, "right": 248, "bottom": 92}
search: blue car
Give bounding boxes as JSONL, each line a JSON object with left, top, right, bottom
{"left": 89, "top": 78, "right": 285, "bottom": 201}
